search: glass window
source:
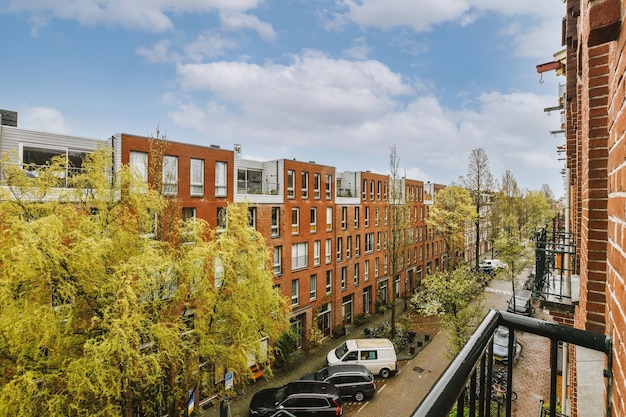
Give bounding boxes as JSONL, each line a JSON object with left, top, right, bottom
{"left": 326, "top": 207, "right": 332, "bottom": 231}
{"left": 271, "top": 207, "right": 280, "bottom": 237}
{"left": 190, "top": 158, "right": 204, "bottom": 196}
{"left": 325, "top": 238, "right": 332, "bottom": 264}
{"left": 310, "top": 207, "right": 317, "bottom": 232}
{"left": 314, "top": 240, "right": 321, "bottom": 266}
{"left": 237, "top": 168, "right": 262, "bottom": 194}
{"left": 130, "top": 151, "right": 148, "bottom": 182}
{"left": 287, "top": 170, "right": 295, "bottom": 198}
{"left": 292, "top": 242, "right": 308, "bottom": 270}
{"left": 325, "top": 174, "right": 332, "bottom": 199}
{"left": 163, "top": 155, "right": 178, "bottom": 196}
{"left": 310, "top": 274, "right": 317, "bottom": 300}
{"left": 326, "top": 271, "right": 332, "bottom": 294}
{"left": 314, "top": 173, "right": 321, "bottom": 199}
{"left": 273, "top": 246, "right": 282, "bottom": 275}
{"left": 302, "top": 171, "right": 309, "bottom": 198}
{"left": 292, "top": 207, "right": 299, "bottom": 234}
{"left": 291, "top": 279, "right": 299, "bottom": 306}
{"left": 215, "top": 161, "right": 227, "bottom": 197}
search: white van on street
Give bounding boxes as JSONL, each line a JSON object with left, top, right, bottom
{"left": 326, "top": 338, "right": 398, "bottom": 378}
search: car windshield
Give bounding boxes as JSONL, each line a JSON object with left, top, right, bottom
{"left": 275, "top": 386, "right": 288, "bottom": 403}
{"left": 334, "top": 342, "right": 348, "bottom": 359}
{"left": 512, "top": 296, "right": 527, "bottom": 305}
{"left": 316, "top": 368, "right": 328, "bottom": 380}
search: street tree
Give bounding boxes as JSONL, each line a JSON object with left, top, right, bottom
{"left": 0, "top": 148, "right": 289, "bottom": 417}
{"left": 410, "top": 265, "right": 484, "bottom": 356}
{"left": 426, "top": 186, "right": 475, "bottom": 269}
{"left": 386, "top": 145, "right": 410, "bottom": 339}
{"left": 458, "top": 148, "right": 494, "bottom": 270}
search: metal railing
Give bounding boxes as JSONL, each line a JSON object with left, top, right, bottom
{"left": 411, "top": 310, "right": 611, "bottom": 417}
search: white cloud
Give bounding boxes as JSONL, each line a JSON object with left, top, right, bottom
{"left": 19, "top": 106, "right": 72, "bottom": 134}
{"left": 220, "top": 12, "right": 276, "bottom": 41}
{"left": 7, "top": 0, "right": 265, "bottom": 32}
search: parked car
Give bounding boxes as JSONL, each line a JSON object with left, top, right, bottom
{"left": 326, "top": 338, "right": 397, "bottom": 378}
{"left": 479, "top": 259, "right": 507, "bottom": 270}
{"left": 492, "top": 326, "right": 518, "bottom": 364}
{"left": 248, "top": 381, "right": 342, "bottom": 417}
{"left": 300, "top": 364, "right": 376, "bottom": 402}
{"left": 507, "top": 289, "right": 533, "bottom": 316}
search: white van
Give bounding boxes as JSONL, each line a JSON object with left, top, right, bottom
{"left": 327, "top": 338, "right": 397, "bottom": 378}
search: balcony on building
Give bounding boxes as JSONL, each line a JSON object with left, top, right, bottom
{"left": 233, "top": 158, "right": 284, "bottom": 204}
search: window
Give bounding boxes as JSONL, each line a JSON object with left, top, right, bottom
{"left": 130, "top": 151, "right": 148, "bottom": 182}
{"left": 314, "top": 240, "right": 321, "bottom": 266}
{"left": 314, "top": 173, "right": 321, "bottom": 199}
{"left": 341, "top": 267, "right": 347, "bottom": 289}
{"left": 190, "top": 158, "right": 204, "bottom": 196}
{"left": 302, "top": 171, "right": 309, "bottom": 198}
{"left": 365, "top": 233, "right": 374, "bottom": 253}
{"left": 271, "top": 207, "right": 280, "bottom": 237}
{"left": 287, "top": 170, "right": 295, "bottom": 198}
{"left": 377, "top": 232, "right": 381, "bottom": 251}
{"left": 375, "top": 258, "right": 379, "bottom": 277}
{"left": 364, "top": 260, "right": 369, "bottom": 281}
{"left": 325, "top": 174, "right": 332, "bottom": 199}
{"left": 162, "top": 155, "right": 178, "bottom": 196}
{"left": 216, "top": 207, "right": 227, "bottom": 231}
{"left": 336, "top": 237, "right": 343, "bottom": 261}
{"left": 384, "top": 255, "right": 388, "bottom": 273}
{"left": 346, "top": 236, "right": 352, "bottom": 258}
{"left": 273, "top": 246, "right": 282, "bottom": 275}
{"left": 182, "top": 208, "right": 196, "bottom": 243}
{"left": 384, "top": 207, "right": 389, "bottom": 225}
{"left": 325, "top": 239, "right": 332, "bottom": 264}
{"left": 326, "top": 207, "right": 332, "bottom": 231}
{"left": 326, "top": 271, "right": 332, "bottom": 294}
{"left": 365, "top": 206, "right": 370, "bottom": 227}
{"left": 292, "top": 242, "right": 308, "bottom": 270}
{"left": 362, "top": 179, "right": 367, "bottom": 200}
{"left": 354, "top": 207, "right": 360, "bottom": 228}
{"left": 354, "top": 263, "right": 359, "bottom": 286}
{"left": 248, "top": 207, "right": 257, "bottom": 229}
{"left": 370, "top": 180, "right": 374, "bottom": 199}
{"left": 215, "top": 161, "right": 227, "bottom": 197}
{"left": 237, "top": 168, "right": 262, "bottom": 194}
{"left": 377, "top": 181, "right": 382, "bottom": 200}
{"left": 182, "top": 207, "right": 196, "bottom": 221}
{"left": 292, "top": 207, "right": 299, "bottom": 234}
{"left": 341, "top": 207, "right": 347, "bottom": 229}
{"left": 355, "top": 235, "right": 361, "bottom": 257}
{"left": 375, "top": 207, "right": 379, "bottom": 226}
{"left": 310, "top": 207, "right": 317, "bottom": 232}
{"left": 291, "top": 279, "right": 299, "bottom": 306}
{"left": 181, "top": 308, "right": 195, "bottom": 336}
{"left": 310, "top": 275, "right": 317, "bottom": 300}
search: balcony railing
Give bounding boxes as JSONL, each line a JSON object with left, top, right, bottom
{"left": 411, "top": 310, "right": 611, "bottom": 417}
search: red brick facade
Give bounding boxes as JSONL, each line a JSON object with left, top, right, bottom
{"left": 564, "top": 0, "right": 625, "bottom": 415}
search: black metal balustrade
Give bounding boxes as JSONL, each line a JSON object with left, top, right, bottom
{"left": 411, "top": 310, "right": 611, "bottom": 417}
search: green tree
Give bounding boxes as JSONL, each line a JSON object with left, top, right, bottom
{"left": 386, "top": 145, "right": 410, "bottom": 338}
{"left": 411, "top": 265, "right": 484, "bottom": 356}
{"left": 459, "top": 148, "right": 494, "bottom": 270}
{"left": 426, "top": 186, "right": 476, "bottom": 269}
{"left": 0, "top": 148, "right": 289, "bottom": 416}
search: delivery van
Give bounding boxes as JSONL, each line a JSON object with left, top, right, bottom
{"left": 327, "top": 338, "right": 397, "bottom": 378}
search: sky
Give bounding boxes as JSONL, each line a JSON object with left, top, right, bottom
{"left": 1, "top": 0, "right": 567, "bottom": 198}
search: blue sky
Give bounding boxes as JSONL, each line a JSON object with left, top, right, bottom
{"left": 1, "top": 0, "right": 566, "bottom": 197}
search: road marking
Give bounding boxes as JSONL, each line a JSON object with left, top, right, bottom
{"left": 357, "top": 402, "right": 369, "bottom": 413}
{"left": 485, "top": 287, "right": 512, "bottom": 295}
{"left": 378, "top": 385, "right": 386, "bottom": 394}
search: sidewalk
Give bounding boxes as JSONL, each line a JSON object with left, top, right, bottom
{"left": 201, "top": 300, "right": 434, "bottom": 417}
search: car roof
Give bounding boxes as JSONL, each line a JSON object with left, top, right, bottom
{"left": 327, "top": 364, "right": 370, "bottom": 376}
{"left": 286, "top": 381, "right": 338, "bottom": 396}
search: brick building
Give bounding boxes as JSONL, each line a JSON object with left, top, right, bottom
{"left": 537, "top": 0, "right": 625, "bottom": 415}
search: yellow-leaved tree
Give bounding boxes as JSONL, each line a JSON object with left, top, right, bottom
{"left": 0, "top": 148, "right": 289, "bottom": 417}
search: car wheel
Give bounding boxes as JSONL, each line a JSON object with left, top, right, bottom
{"left": 354, "top": 391, "right": 365, "bottom": 402}
{"left": 379, "top": 368, "right": 391, "bottom": 378}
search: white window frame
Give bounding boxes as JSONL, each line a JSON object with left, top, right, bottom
{"left": 310, "top": 274, "right": 317, "bottom": 300}
{"left": 215, "top": 161, "right": 227, "bottom": 197}
{"left": 292, "top": 242, "right": 308, "bottom": 270}
{"left": 325, "top": 174, "right": 332, "bottom": 199}
{"left": 273, "top": 246, "right": 282, "bottom": 275}
{"left": 364, "top": 260, "right": 369, "bottom": 281}
{"left": 326, "top": 271, "right": 332, "bottom": 294}
{"left": 325, "top": 238, "right": 332, "bottom": 264}
{"left": 310, "top": 207, "right": 317, "bottom": 232}
{"left": 287, "top": 170, "right": 295, "bottom": 198}
{"left": 326, "top": 207, "right": 332, "bottom": 231}
{"left": 291, "top": 279, "right": 299, "bottom": 306}
{"left": 271, "top": 207, "right": 280, "bottom": 237}
{"left": 302, "top": 171, "right": 309, "bottom": 199}
{"left": 190, "top": 158, "right": 204, "bottom": 196}
{"left": 314, "top": 240, "right": 321, "bottom": 266}
{"left": 292, "top": 207, "right": 299, "bottom": 235}
{"left": 130, "top": 151, "right": 148, "bottom": 182}
{"left": 314, "top": 173, "right": 321, "bottom": 199}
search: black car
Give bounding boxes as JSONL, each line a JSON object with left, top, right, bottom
{"left": 300, "top": 364, "right": 376, "bottom": 402}
{"left": 249, "top": 381, "right": 343, "bottom": 417}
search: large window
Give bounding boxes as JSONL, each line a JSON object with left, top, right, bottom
{"left": 162, "top": 155, "right": 178, "bottom": 196}
{"left": 22, "top": 145, "right": 90, "bottom": 182}
{"left": 190, "top": 158, "right": 204, "bottom": 196}
{"left": 365, "top": 233, "right": 374, "bottom": 253}
{"left": 237, "top": 168, "right": 262, "bottom": 194}
{"left": 130, "top": 151, "right": 148, "bottom": 182}
{"left": 215, "top": 161, "right": 227, "bottom": 197}
{"left": 292, "top": 242, "right": 308, "bottom": 270}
